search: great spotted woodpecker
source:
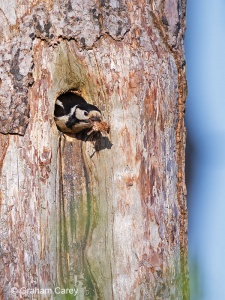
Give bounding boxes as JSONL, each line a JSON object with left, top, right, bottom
{"left": 54, "top": 92, "right": 102, "bottom": 133}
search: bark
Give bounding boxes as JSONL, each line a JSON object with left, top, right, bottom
{"left": 0, "top": 0, "right": 188, "bottom": 299}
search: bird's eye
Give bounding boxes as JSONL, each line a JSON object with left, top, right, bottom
{"left": 84, "top": 111, "right": 88, "bottom": 116}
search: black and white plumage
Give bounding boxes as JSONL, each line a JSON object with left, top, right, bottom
{"left": 54, "top": 92, "right": 102, "bottom": 133}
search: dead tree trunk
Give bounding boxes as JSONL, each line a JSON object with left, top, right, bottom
{"left": 0, "top": 0, "right": 188, "bottom": 299}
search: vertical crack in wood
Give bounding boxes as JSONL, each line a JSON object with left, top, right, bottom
{"left": 57, "top": 134, "right": 70, "bottom": 289}
{"left": 81, "top": 140, "right": 101, "bottom": 300}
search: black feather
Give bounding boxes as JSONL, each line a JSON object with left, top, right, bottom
{"left": 54, "top": 104, "right": 65, "bottom": 117}
{"left": 54, "top": 92, "right": 87, "bottom": 117}
{"left": 76, "top": 103, "right": 101, "bottom": 113}
{"left": 65, "top": 114, "right": 79, "bottom": 129}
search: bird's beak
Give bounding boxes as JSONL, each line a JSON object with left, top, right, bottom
{"left": 90, "top": 116, "right": 102, "bottom": 122}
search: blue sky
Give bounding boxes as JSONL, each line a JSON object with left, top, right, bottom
{"left": 185, "top": 0, "right": 225, "bottom": 299}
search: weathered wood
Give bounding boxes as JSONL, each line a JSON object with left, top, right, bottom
{"left": 0, "top": 0, "right": 188, "bottom": 299}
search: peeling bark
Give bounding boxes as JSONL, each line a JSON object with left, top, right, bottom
{"left": 0, "top": 0, "right": 188, "bottom": 299}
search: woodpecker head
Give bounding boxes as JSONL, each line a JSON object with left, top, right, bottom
{"left": 74, "top": 104, "right": 102, "bottom": 124}
{"left": 63, "top": 103, "right": 102, "bottom": 133}
{"left": 54, "top": 92, "right": 103, "bottom": 133}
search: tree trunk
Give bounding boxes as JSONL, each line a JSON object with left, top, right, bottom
{"left": 0, "top": 0, "right": 188, "bottom": 299}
